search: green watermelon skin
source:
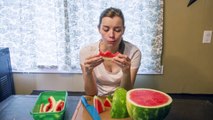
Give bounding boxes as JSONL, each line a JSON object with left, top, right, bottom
{"left": 126, "top": 88, "right": 172, "bottom": 120}
{"left": 127, "top": 101, "right": 171, "bottom": 120}
{"left": 110, "top": 87, "right": 129, "bottom": 118}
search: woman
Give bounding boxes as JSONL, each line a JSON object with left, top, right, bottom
{"left": 80, "top": 7, "right": 141, "bottom": 96}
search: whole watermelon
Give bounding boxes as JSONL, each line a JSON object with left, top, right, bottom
{"left": 126, "top": 88, "right": 172, "bottom": 120}
{"left": 110, "top": 87, "right": 129, "bottom": 118}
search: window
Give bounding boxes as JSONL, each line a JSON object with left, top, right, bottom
{"left": 0, "top": 0, "right": 164, "bottom": 74}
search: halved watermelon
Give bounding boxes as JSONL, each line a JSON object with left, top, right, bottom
{"left": 99, "top": 51, "right": 119, "bottom": 60}
{"left": 126, "top": 88, "right": 172, "bottom": 120}
{"left": 93, "top": 96, "right": 105, "bottom": 113}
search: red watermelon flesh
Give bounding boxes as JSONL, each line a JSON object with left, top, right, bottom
{"left": 99, "top": 51, "right": 119, "bottom": 60}
{"left": 129, "top": 89, "right": 169, "bottom": 107}
{"left": 39, "top": 96, "right": 57, "bottom": 113}
{"left": 43, "top": 96, "right": 56, "bottom": 112}
{"left": 103, "top": 98, "right": 112, "bottom": 107}
{"left": 126, "top": 88, "right": 172, "bottom": 120}
{"left": 53, "top": 100, "right": 65, "bottom": 112}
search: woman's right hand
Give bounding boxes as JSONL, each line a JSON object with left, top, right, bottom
{"left": 83, "top": 55, "right": 104, "bottom": 74}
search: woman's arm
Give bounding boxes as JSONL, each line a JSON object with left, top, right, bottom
{"left": 80, "top": 55, "right": 103, "bottom": 96}
{"left": 80, "top": 64, "right": 98, "bottom": 96}
{"left": 113, "top": 52, "right": 140, "bottom": 90}
{"left": 120, "top": 68, "right": 139, "bottom": 90}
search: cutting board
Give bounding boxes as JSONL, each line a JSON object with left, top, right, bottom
{"left": 71, "top": 96, "right": 131, "bottom": 120}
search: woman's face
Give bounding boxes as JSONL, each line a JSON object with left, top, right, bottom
{"left": 99, "top": 16, "right": 125, "bottom": 48}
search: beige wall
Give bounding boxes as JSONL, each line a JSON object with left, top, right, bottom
{"left": 14, "top": 0, "right": 213, "bottom": 95}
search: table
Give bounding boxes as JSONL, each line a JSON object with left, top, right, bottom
{"left": 165, "top": 99, "right": 213, "bottom": 120}
{"left": 0, "top": 95, "right": 80, "bottom": 120}
{"left": 72, "top": 96, "right": 213, "bottom": 120}
{"left": 0, "top": 95, "right": 213, "bottom": 120}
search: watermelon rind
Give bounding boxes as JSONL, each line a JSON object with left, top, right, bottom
{"left": 110, "top": 87, "right": 129, "bottom": 118}
{"left": 126, "top": 88, "right": 172, "bottom": 120}
{"left": 107, "top": 94, "right": 113, "bottom": 102}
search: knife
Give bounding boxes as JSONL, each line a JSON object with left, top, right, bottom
{"left": 81, "top": 96, "right": 101, "bottom": 120}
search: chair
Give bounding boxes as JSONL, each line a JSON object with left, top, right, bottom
{"left": 0, "top": 48, "right": 15, "bottom": 102}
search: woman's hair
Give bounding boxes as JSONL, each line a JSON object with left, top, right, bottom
{"left": 98, "top": 7, "right": 125, "bottom": 28}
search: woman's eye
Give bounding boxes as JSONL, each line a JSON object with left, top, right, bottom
{"left": 114, "top": 28, "right": 122, "bottom": 32}
{"left": 103, "top": 27, "right": 109, "bottom": 32}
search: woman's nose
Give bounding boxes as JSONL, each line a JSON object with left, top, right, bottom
{"left": 109, "top": 30, "right": 115, "bottom": 37}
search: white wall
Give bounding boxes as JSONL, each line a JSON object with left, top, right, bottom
{"left": 14, "top": 73, "right": 213, "bottom": 95}
{"left": 14, "top": 73, "right": 84, "bottom": 94}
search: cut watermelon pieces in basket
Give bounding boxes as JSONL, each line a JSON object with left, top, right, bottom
{"left": 43, "top": 96, "right": 56, "bottom": 112}
{"left": 53, "top": 100, "right": 65, "bottom": 112}
{"left": 39, "top": 96, "right": 65, "bottom": 113}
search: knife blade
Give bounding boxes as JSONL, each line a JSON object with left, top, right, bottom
{"left": 81, "top": 96, "right": 101, "bottom": 120}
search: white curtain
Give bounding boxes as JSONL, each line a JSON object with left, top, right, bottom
{"left": 0, "top": 0, "right": 164, "bottom": 74}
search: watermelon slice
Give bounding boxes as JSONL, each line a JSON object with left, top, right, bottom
{"left": 110, "top": 87, "right": 129, "bottom": 118}
{"left": 42, "top": 96, "right": 56, "bottom": 112}
{"left": 126, "top": 88, "right": 173, "bottom": 120}
{"left": 99, "top": 51, "right": 119, "bottom": 60}
{"left": 103, "top": 98, "right": 112, "bottom": 107}
{"left": 53, "top": 100, "right": 65, "bottom": 112}
{"left": 93, "top": 96, "right": 105, "bottom": 113}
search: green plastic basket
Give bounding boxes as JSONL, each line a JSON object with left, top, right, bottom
{"left": 31, "top": 91, "right": 68, "bottom": 120}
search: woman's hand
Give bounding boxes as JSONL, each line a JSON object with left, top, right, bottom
{"left": 113, "top": 53, "right": 133, "bottom": 90}
{"left": 113, "top": 53, "right": 131, "bottom": 73}
{"left": 81, "top": 54, "right": 103, "bottom": 96}
{"left": 83, "top": 55, "right": 104, "bottom": 74}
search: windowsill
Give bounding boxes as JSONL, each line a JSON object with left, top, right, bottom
{"left": 12, "top": 69, "right": 163, "bottom": 75}
{"left": 12, "top": 65, "right": 163, "bottom": 74}
{"left": 12, "top": 69, "right": 83, "bottom": 74}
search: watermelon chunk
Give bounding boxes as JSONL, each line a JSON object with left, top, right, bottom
{"left": 126, "top": 88, "right": 173, "bottom": 120}
{"left": 53, "top": 99, "right": 65, "bottom": 112}
{"left": 103, "top": 98, "right": 112, "bottom": 107}
{"left": 99, "top": 51, "right": 119, "bottom": 60}
{"left": 110, "top": 87, "right": 129, "bottom": 118}
{"left": 43, "top": 96, "right": 56, "bottom": 112}
{"left": 93, "top": 96, "right": 105, "bottom": 113}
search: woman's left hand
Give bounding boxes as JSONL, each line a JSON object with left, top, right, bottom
{"left": 112, "top": 53, "right": 131, "bottom": 72}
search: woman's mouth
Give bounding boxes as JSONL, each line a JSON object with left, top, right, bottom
{"left": 107, "top": 40, "right": 116, "bottom": 44}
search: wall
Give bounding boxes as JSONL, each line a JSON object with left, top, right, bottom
{"left": 14, "top": 0, "right": 213, "bottom": 95}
